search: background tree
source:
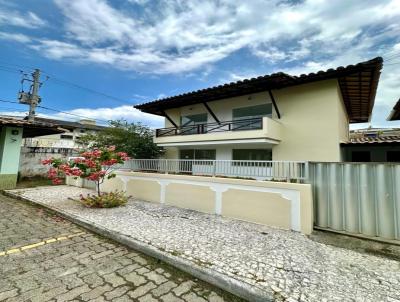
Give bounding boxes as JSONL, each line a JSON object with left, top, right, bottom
{"left": 78, "top": 120, "right": 163, "bottom": 158}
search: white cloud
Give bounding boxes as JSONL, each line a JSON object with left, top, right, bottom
{"left": 3, "top": 0, "right": 399, "bottom": 76}
{"left": 275, "top": 40, "right": 400, "bottom": 129}
{"left": 127, "top": 0, "right": 149, "bottom": 5}
{"left": 0, "top": 9, "right": 45, "bottom": 28}
{"left": 0, "top": 31, "right": 31, "bottom": 43}
{"left": 51, "top": 105, "right": 164, "bottom": 128}
{"left": 1, "top": 105, "right": 164, "bottom": 128}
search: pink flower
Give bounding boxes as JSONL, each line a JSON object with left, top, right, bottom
{"left": 52, "top": 178, "right": 63, "bottom": 185}
{"left": 101, "top": 158, "right": 118, "bottom": 166}
{"left": 41, "top": 158, "right": 53, "bottom": 165}
{"left": 84, "top": 159, "right": 97, "bottom": 168}
{"left": 81, "top": 151, "right": 91, "bottom": 158}
{"left": 71, "top": 168, "right": 83, "bottom": 176}
{"left": 92, "top": 150, "right": 102, "bottom": 158}
{"left": 44, "top": 147, "right": 130, "bottom": 190}
{"left": 47, "top": 168, "right": 57, "bottom": 178}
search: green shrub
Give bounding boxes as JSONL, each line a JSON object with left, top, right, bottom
{"left": 79, "top": 191, "right": 128, "bottom": 208}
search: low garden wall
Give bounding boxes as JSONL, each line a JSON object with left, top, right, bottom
{"left": 93, "top": 171, "right": 313, "bottom": 234}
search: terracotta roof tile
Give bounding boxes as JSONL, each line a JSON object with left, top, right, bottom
{"left": 135, "top": 57, "right": 383, "bottom": 123}
{"left": 0, "top": 116, "right": 64, "bottom": 138}
{"left": 343, "top": 135, "right": 400, "bottom": 144}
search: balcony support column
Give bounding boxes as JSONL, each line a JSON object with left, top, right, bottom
{"left": 162, "top": 111, "right": 178, "bottom": 128}
{"left": 203, "top": 102, "right": 220, "bottom": 124}
{"left": 268, "top": 90, "right": 281, "bottom": 119}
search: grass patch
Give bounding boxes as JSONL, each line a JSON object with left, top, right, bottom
{"left": 16, "top": 177, "right": 61, "bottom": 189}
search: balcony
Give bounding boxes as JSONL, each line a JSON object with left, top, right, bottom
{"left": 154, "top": 117, "right": 282, "bottom": 146}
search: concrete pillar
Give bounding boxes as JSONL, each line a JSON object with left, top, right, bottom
{"left": 0, "top": 126, "right": 23, "bottom": 189}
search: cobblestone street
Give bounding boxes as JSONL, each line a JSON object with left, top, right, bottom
{"left": 0, "top": 194, "right": 243, "bottom": 302}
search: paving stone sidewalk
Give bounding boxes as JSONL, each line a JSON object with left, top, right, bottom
{"left": 7, "top": 185, "right": 400, "bottom": 302}
{"left": 0, "top": 194, "right": 243, "bottom": 302}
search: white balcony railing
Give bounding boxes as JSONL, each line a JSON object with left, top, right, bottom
{"left": 117, "top": 159, "right": 308, "bottom": 182}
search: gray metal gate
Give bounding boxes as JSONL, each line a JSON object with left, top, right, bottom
{"left": 308, "top": 162, "right": 400, "bottom": 240}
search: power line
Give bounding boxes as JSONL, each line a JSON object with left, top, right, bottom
{"left": 385, "top": 55, "right": 400, "bottom": 62}
{"left": 0, "top": 66, "right": 23, "bottom": 75}
{"left": 0, "top": 98, "right": 109, "bottom": 124}
{"left": 0, "top": 106, "right": 28, "bottom": 112}
{"left": 37, "top": 105, "right": 109, "bottom": 124}
{"left": 385, "top": 61, "right": 400, "bottom": 66}
{"left": 0, "top": 60, "right": 35, "bottom": 72}
{"left": 43, "top": 72, "right": 129, "bottom": 105}
{"left": 0, "top": 63, "right": 129, "bottom": 105}
{"left": 0, "top": 99, "right": 21, "bottom": 105}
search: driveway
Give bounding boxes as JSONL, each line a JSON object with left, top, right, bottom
{"left": 0, "top": 194, "right": 243, "bottom": 302}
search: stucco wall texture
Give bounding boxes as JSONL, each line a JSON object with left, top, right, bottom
{"left": 96, "top": 172, "right": 313, "bottom": 234}
{"left": 160, "top": 79, "right": 349, "bottom": 162}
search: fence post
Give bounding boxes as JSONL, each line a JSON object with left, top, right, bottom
{"left": 212, "top": 160, "right": 216, "bottom": 177}
{"left": 304, "top": 161, "right": 310, "bottom": 183}
{"left": 164, "top": 159, "right": 168, "bottom": 174}
{"left": 285, "top": 162, "right": 290, "bottom": 182}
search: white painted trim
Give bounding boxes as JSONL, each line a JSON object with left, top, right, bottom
{"left": 117, "top": 174, "right": 301, "bottom": 232}
{"left": 210, "top": 185, "right": 228, "bottom": 215}
{"left": 157, "top": 138, "right": 279, "bottom": 147}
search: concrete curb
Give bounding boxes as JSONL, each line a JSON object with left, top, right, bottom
{"left": 3, "top": 191, "right": 274, "bottom": 302}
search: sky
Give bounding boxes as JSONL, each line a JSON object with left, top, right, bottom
{"left": 0, "top": 0, "right": 399, "bottom": 129}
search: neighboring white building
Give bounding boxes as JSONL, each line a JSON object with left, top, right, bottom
{"left": 134, "top": 57, "right": 383, "bottom": 163}
{"left": 23, "top": 118, "right": 106, "bottom": 149}
{"left": 19, "top": 117, "right": 106, "bottom": 178}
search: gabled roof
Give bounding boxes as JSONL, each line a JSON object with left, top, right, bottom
{"left": 135, "top": 57, "right": 383, "bottom": 123}
{"left": 0, "top": 116, "right": 64, "bottom": 138}
{"left": 387, "top": 99, "right": 400, "bottom": 121}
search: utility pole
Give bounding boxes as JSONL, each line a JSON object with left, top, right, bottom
{"left": 18, "top": 68, "right": 42, "bottom": 122}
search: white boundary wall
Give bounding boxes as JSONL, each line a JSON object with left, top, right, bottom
{"left": 88, "top": 171, "right": 314, "bottom": 234}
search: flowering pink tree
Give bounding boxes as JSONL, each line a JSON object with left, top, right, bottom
{"left": 42, "top": 146, "right": 130, "bottom": 196}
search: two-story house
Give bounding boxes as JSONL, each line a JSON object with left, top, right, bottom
{"left": 135, "top": 57, "right": 382, "bottom": 163}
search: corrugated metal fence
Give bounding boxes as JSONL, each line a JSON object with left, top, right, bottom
{"left": 308, "top": 162, "right": 400, "bottom": 240}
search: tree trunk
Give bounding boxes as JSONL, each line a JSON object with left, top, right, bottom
{"left": 96, "top": 181, "right": 101, "bottom": 196}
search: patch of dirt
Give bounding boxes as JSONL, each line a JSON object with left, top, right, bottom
{"left": 309, "top": 230, "right": 400, "bottom": 261}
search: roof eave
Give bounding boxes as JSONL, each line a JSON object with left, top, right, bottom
{"left": 135, "top": 57, "right": 383, "bottom": 122}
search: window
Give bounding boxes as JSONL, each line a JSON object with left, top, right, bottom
{"left": 179, "top": 149, "right": 216, "bottom": 160}
{"left": 233, "top": 103, "right": 272, "bottom": 119}
{"left": 195, "top": 149, "right": 216, "bottom": 160}
{"left": 80, "top": 129, "right": 86, "bottom": 133}
{"left": 60, "top": 135, "right": 73, "bottom": 140}
{"left": 180, "top": 113, "right": 207, "bottom": 126}
{"left": 232, "top": 104, "right": 272, "bottom": 130}
{"left": 351, "top": 151, "right": 371, "bottom": 162}
{"left": 232, "top": 149, "right": 272, "bottom": 161}
{"left": 387, "top": 151, "right": 400, "bottom": 162}
{"left": 180, "top": 113, "right": 208, "bottom": 134}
